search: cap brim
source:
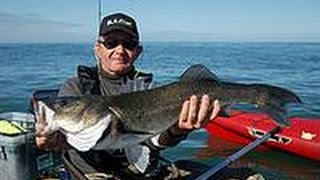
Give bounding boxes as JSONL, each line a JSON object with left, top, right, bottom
{"left": 101, "top": 26, "right": 138, "bottom": 39}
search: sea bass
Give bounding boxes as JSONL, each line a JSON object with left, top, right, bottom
{"left": 34, "top": 64, "right": 302, "bottom": 151}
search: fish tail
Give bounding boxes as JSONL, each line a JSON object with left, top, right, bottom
{"left": 221, "top": 82, "right": 302, "bottom": 127}
{"left": 258, "top": 84, "right": 302, "bottom": 105}
{"left": 255, "top": 84, "right": 302, "bottom": 127}
{"left": 259, "top": 103, "right": 290, "bottom": 127}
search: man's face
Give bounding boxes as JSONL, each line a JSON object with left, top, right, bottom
{"left": 97, "top": 31, "right": 139, "bottom": 75}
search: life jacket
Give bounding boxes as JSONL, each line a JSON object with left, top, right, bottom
{"left": 77, "top": 65, "right": 153, "bottom": 95}
{"left": 76, "top": 65, "right": 161, "bottom": 176}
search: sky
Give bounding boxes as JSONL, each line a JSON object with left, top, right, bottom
{"left": 0, "top": 0, "right": 320, "bottom": 43}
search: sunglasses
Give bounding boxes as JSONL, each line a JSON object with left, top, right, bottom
{"left": 99, "top": 37, "right": 138, "bottom": 50}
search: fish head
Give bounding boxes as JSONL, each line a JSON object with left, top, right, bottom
{"left": 35, "top": 96, "right": 108, "bottom": 133}
{"left": 33, "top": 99, "right": 58, "bottom": 133}
{"left": 47, "top": 97, "right": 88, "bottom": 119}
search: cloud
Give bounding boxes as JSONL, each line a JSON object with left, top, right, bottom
{"left": 0, "top": 12, "right": 91, "bottom": 43}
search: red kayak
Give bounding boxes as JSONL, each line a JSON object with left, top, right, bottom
{"left": 205, "top": 111, "right": 320, "bottom": 161}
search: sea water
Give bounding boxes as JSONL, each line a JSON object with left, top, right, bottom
{"left": 0, "top": 42, "right": 319, "bottom": 179}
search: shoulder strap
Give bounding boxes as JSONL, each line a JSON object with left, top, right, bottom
{"left": 134, "top": 71, "right": 153, "bottom": 84}
{"left": 77, "top": 65, "right": 101, "bottom": 95}
{"left": 126, "top": 68, "right": 153, "bottom": 83}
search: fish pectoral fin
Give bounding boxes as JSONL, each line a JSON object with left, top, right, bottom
{"left": 259, "top": 103, "right": 290, "bottom": 127}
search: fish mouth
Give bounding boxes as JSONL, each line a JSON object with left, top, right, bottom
{"left": 33, "top": 100, "right": 57, "bottom": 133}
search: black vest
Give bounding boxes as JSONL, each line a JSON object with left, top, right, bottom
{"left": 77, "top": 65, "right": 153, "bottom": 95}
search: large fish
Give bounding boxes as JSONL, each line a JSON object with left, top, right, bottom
{"left": 34, "top": 64, "right": 302, "bottom": 151}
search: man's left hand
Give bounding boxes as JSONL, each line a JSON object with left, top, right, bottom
{"left": 171, "top": 95, "right": 221, "bottom": 135}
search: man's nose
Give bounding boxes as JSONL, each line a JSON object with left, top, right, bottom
{"left": 114, "top": 44, "right": 126, "bottom": 53}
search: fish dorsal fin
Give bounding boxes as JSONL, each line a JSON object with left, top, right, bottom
{"left": 180, "top": 64, "right": 220, "bottom": 83}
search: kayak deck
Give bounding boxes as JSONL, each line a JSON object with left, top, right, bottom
{"left": 205, "top": 111, "right": 320, "bottom": 161}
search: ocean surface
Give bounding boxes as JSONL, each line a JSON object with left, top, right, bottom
{"left": 0, "top": 42, "right": 320, "bottom": 179}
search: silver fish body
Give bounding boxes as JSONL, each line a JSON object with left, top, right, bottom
{"left": 35, "top": 64, "right": 302, "bottom": 151}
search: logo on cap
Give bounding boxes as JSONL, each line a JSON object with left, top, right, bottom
{"left": 107, "top": 18, "right": 133, "bottom": 27}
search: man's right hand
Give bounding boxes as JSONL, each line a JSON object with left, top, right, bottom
{"left": 35, "top": 121, "right": 69, "bottom": 152}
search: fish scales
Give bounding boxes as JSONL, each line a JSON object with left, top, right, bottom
{"left": 33, "top": 64, "right": 302, "bottom": 151}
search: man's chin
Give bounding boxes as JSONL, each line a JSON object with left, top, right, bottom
{"left": 112, "top": 64, "right": 132, "bottom": 74}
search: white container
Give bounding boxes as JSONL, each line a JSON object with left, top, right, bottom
{"left": 0, "top": 112, "right": 37, "bottom": 180}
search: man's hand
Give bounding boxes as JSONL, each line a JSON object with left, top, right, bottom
{"left": 168, "top": 94, "right": 220, "bottom": 136}
{"left": 157, "top": 95, "right": 220, "bottom": 146}
{"left": 179, "top": 94, "right": 220, "bottom": 130}
{"left": 35, "top": 119, "right": 68, "bottom": 152}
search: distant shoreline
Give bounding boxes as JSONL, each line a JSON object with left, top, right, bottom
{"left": 1, "top": 41, "right": 320, "bottom": 45}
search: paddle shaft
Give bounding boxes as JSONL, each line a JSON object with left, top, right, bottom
{"left": 195, "top": 126, "right": 281, "bottom": 180}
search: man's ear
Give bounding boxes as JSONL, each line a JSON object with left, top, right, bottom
{"left": 94, "top": 42, "right": 103, "bottom": 60}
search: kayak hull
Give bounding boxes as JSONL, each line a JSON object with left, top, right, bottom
{"left": 205, "top": 111, "right": 320, "bottom": 161}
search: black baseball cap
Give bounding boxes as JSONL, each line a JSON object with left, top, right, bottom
{"left": 99, "top": 13, "right": 139, "bottom": 40}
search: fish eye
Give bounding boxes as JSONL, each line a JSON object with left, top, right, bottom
{"left": 51, "top": 99, "right": 69, "bottom": 111}
{"left": 53, "top": 104, "right": 61, "bottom": 111}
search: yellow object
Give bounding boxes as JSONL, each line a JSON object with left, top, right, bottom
{"left": 0, "top": 120, "right": 26, "bottom": 135}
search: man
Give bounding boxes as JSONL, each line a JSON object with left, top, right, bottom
{"left": 35, "top": 12, "right": 221, "bottom": 179}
